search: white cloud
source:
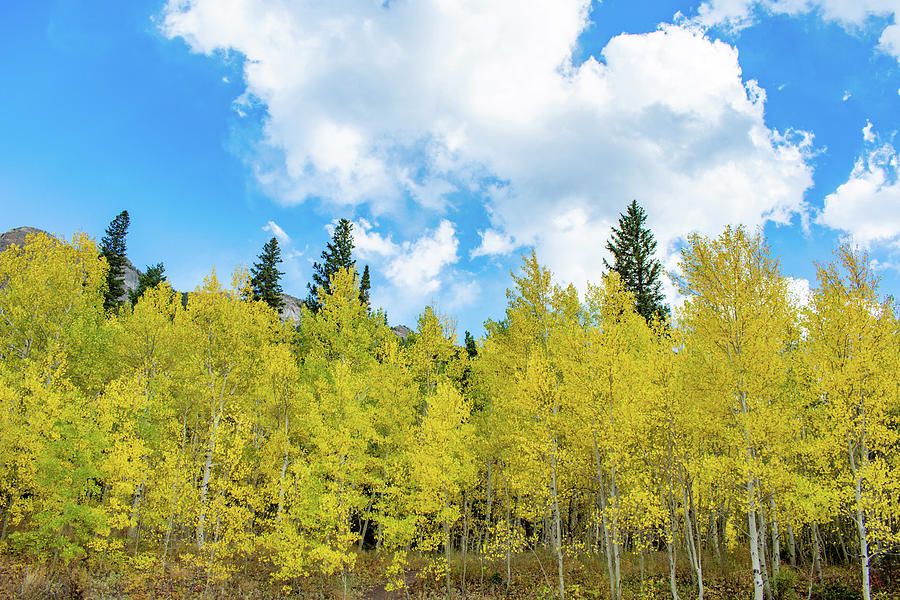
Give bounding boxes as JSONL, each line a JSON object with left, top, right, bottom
{"left": 693, "top": 0, "right": 900, "bottom": 61}
{"left": 352, "top": 218, "right": 399, "bottom": 260}
{"left": 863, "top": 121, "right": 876, "bottom": 142}
{"left": 882, "top": 18, "right": 900, "bottom": 60}
{"left": 471, "top": 229, "right": 517, "bottom": 258}
{"left": 817, "top": 124, "right": 900, "bottom": 247}
{"left": 786, "top": 276, "right": 812, "bottom": 307}
{"left": 385, "top": 220, "right": 459, "bottom": 296}
{"left": 262, "top": 220, "right": 290, "bottom": 244}
{"left": 164, "top": 2, "right": 814, "bottom": 294}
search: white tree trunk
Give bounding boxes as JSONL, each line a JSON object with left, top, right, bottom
{"left": 551, "top": 452, "right": 565, "bottom": 600}
{"left": 849, "top": 437, "right": 872, "bottom": 600}
{"left": 747, "top": 485, "right": 765, "bottom": 600}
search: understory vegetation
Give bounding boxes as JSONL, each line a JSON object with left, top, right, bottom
{"left": 0, "top": 227, "right": 897, "bottom": 600}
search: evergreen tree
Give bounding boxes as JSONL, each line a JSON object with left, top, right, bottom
{"left": 100, "top": 210, "right": 130, "bottom": 310}
{"left": 129, "top": 262, "right": 167, "bottom": 306}
{"left": 359, "top": 264, "right": 371, "bottom": 307}
{"left": 306, "top": 218, "right": 356, "bottom": 312}
{"left": 251, "top": 237, "right": 285, "bottom": 311}
{"left": 603, "top": 200, "right": 669, "bottom": 322}
{"left": 464, "top": 330, "right": 478, "bottom": 358}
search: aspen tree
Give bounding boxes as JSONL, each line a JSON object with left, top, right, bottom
{"left": 410, "top": 381, "right": 475, "bottom": 596}
{"left": 0, "top": 232, "right": 112, "bottom": 561}
{"left": 0, "top": 232, "right": 106, "bottom": 375}
{"left": 183, "top": 268, "right": 276, "bottom": 551}
{"left": 677, "top": 226, "right": 794, "bottom": 600}
{"left": 803, "top": 246, "right": 900, "bottom": 600}
{"left": 274, "top": 268, "right": 381, "bottom": 589}
{"left": 115, "top": 283, "right": 186, "bottom": 555}
{"left": 577, "top": 273, "right": 654, "bottom": 600}
{"left": 480, "top": 252, "right": 575, "bottom": 599}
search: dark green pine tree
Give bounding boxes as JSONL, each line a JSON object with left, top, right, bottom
{"left": 464, "top": 330, "right": 478, "bottom": 358}
{"left": 359, "top": 264, "right": 371, "bottom": 307}
{"left": 251, "top": 237, "right": 285, "bottom": 312}
{"left": 603, "top": 200, "right": 670, "bottom": 322}
{"left": 129, "top": 262, "right": 167, "bottom": 306}
{"left": 305, "top": 218, "right": 356, "bottom": 312}
{"left": 100, "top": 210, "right": 130, "bottom": 310}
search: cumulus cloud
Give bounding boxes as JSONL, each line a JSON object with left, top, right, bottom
{"left": 262, "top": 220, "right": 290, "bottom": 244}
{"left": 817, "top": 123, "right": 900, "bottom": 247}
{"left": 164, "top": 1, "right": 814, "bottom": 294}
{"left": 351, "top": 218, "right": 399, "bottom": 260}
{"left": 693, "top": 0, "right": 900, "bottom": 61}
{"left": 881, "top": 19, "right": 900, "bottom": 60}
{"left": 471, "top": 229, "right": 517, "bottom": 258}
{"left": 385, "top": 220, "right": 459, "bottom": 296}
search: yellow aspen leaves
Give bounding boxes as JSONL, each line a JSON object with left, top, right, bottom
{"left": 0, "top": 228, "right": 897, "bottom": 600}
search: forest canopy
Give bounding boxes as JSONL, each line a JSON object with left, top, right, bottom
{"left": 0, "top": 227, "right": 897, "bottom": 600}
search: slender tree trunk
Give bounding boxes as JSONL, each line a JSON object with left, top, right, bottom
{"left": 849, "top": 439, "right": 872, "bottom": 600}
{"left": 359, "top": 494, "right": 376, "bottom": 552}
{"left": 811, "top": 522, "right": 823, "bottom": 583}
{"left": 462, "top": 489, "right": 469, "bottom": 596}
{"left": 682, "top": 478, "right": 704, "bottom": 600}
{"left": 505, "top": 477, "right": 512, "bottom": 595}
{"left": 198, "top": 390, "right": 227, "bottom": 549}
{"left": 444, "top": 495, "right": 452, "bottom": 600}
{"left": 161, "top": 504, "right": 176, "bottom": 573}
{"left": 667, "top": 535, "right": 680, "bottom": 600}
{"left": 0, "top": 505, "right": 9, "bottom": 544}
{"left": 128, "top": 481, "right": 144, "bottom": 542}
{"left": 609, "top": 466, "right": 622, "bottom": 600}
{"left": 485, "top": 458, "right": 493, "bottom": 544}
{"left": 835, "top": 519, "right": 850, "bottom": 565}
{"left": 788, "top": 523, "right": 797, "bottom": 568}
{"left": 711, "top": 508, "right": 721, "bottom": 566}
{"left": 739, "top": 386, "right": 764, "bottom": 600}
{"left": 551, "top": 452, "right": 565, "bottom": 600}
{"left": 594, "top": 437, "right": 616, "bottom": 600}
{"left": 747, "top": 486, "right": 765, "bottom": 600}
{"left": 757, "top": 509, "right": 773, "bottom": 600}
{"left": 663, "top": 436, "right": 681, "bottom": 600}
{"left": 640, "top": 541, "right": 645, "bottom": 591}
{"left": 277, "top": 450, "right": 289, "bottom": 523}
{"left": 769, "top": 498, "right": 780, "bottom": 580}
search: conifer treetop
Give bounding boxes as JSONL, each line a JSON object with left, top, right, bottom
{"left": 306, "top": 218, "right": 358, "bottom": 312}
{"left": 251, "top": 237, "right": 285, "bottom": 311}
{"left": 603, "top": 200, "right": 669, "bottom": 322}
{"left": 100, "top": 209, "right": 130, "bottom": 310}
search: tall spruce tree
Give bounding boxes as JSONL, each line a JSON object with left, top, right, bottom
{"left": 603, "top": 200, "right": 669, "bottom": 322}
{"left": 251, "top": 237, "right": 285, "bottom": 311}
{"left": 100, "top": 210, "right": 130, "bottom": 310}
{"left": 305, "top": 218, "right": 356, "bottom": 312}
{"left": 464, "top": 330, "right": 478, "bottom": 358}
{"left": 359, "top": 264, "right": 371, "bottom": 307}
{"left": 129, "top": 262, "right": 167, "bottom": 306}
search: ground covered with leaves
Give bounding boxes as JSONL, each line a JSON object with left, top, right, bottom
{"left": 2, "top": 550, "right": 896, "bottom": 600}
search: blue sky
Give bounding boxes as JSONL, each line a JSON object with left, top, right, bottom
{"left": 2, "top": 0, "right": 899, "bottom": 339}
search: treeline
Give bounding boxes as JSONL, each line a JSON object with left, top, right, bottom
{"left": 0, "top": 225, "right": 898, "bottom": 600}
